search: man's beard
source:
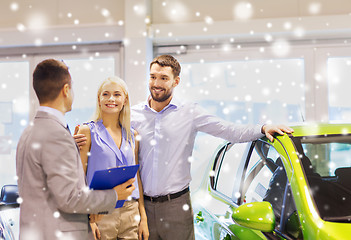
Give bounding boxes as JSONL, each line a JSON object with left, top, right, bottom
{"left": 150, "top": 87, "right": 173, "bottom": 102}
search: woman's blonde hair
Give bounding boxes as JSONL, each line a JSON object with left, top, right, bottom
{"left": 93, "top": 76, "right": 132, "bottom": 144}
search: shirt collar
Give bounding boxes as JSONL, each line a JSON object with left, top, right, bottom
{"left": 144, "top": 95, "right": 180, "bottom": 112}
{"left": 38, "top": 106, "right": 67, "bottom": 127}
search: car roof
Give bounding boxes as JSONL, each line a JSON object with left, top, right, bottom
{"left": 288, "top": 123, "right": 351, "bottom": 137}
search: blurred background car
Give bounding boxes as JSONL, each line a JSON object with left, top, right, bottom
{"left": 0, "top": 185, "right": 19, "bottom": 240}
{"left": 193, "top": 123, "right": 351, "bottom": 240}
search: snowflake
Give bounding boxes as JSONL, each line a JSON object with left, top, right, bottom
{"left": 309, "top": 2, "right": 321, "bottom": 15}
{"left": 31, "top": 142, "right": 41, "bottom": 150}
{"left": 183, "top": 204, "right": 190, "bottom": 211}
{"left": 53, "top": 211, "right": 60, "bottom": 218}
{"left": 233, "top": 2, "right": 253, "bottom": 20}
{"left": 134, "top": 214, "right": 141, "bottom": 222}
{"left": 17, "top": 197, "right": 23, "bottom": 204}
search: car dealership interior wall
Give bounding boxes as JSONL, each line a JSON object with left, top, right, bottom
{"left": 1, "top": 0, "right": 351, "bottom": 207}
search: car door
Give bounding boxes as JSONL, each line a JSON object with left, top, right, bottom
{"left": 195, "top": 139, "right": 303, "bottom": 239}
{"left": 194, "top": 142, "right": 242, "bottom": 240}
{"left": 196, "top": 141, "right": 267, "bottom": 240}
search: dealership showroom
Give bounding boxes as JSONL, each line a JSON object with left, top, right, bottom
{"left": 1, "top": 1, "right": 351, "bottom": 239}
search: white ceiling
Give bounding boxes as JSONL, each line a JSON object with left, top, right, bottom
{"left": 1, "top": 0, "right": 351, "bottom": 29}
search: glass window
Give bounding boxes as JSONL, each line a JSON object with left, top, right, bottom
{"left": 0, "top": 61, "right": 29, "bottom": 187}
{"left": 243, "top": 141, "right": 286, "bottom": 204}
{"left": 328, "top": 57, "right": 351, "bottom": 123}
{"left": 178, "top": 59, "right": 305, "bottom": 125}
{"left": 215, "top": 142, "right": 248, "bottom": 202}
{"left": 301, "top": 136, "right": 351, "bottom": 177}
{"left": 297, "top": 135, "right": 351, "bottom": 223}
{"left": 243, "top": 157, "right": 272, "bottom": 203}
{"left": 63, "top": 57, "right": 116, "bottom": 130}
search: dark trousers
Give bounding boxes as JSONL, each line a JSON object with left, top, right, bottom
{"left": 144, "top": 192, "right": 195, "bottom": 240}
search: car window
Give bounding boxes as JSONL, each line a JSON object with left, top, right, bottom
{"left": 215, "top": 142, "right": 249, "bottom": 203}
{"left": 243, "top": 148, "right": 272, "bottom": 203}
{"left": 294, "top": 135, "right": 351, "bottom": 223}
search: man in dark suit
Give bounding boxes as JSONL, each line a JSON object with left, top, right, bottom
{"left": 16, "top": 59, "right": 135, "bottom": 240}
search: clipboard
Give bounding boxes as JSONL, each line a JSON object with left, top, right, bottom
{"left": 89, "top": 164, "right": 139, "bottom": 208}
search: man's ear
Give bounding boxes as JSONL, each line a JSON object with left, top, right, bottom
{"left": 62, "top": 83, "right": 70, "bottom": 97}
{"left": 173, "top": 76, "right": 180, "bottom": 87}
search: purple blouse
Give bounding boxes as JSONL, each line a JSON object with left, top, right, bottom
{"left": 86, "top": 120, "right": 139, "bottom": 199}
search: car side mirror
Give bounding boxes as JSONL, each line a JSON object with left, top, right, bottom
{"left": 231, "top": 201, "right": 275, "bottom": 232}
{"left": 0, "top": 185, "right": 19, "bottom": 210}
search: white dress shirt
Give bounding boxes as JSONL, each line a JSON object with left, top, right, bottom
{"left": 38, "top": 106, "right": 67, "bottom": 127}
{"left": 131, "top": 97, "right": 264, "bottom": 197}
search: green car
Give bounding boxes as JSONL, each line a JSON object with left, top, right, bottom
{"left": 193, "top": 124, "right": 351, "bottom": 240}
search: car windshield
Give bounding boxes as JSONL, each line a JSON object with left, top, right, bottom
{"left": 292, "top": 134, "right": 351, "bottom": 223}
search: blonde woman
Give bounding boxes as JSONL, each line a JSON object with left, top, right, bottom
{"left": 77, "top": 77, "right": 149, "bottom": 240}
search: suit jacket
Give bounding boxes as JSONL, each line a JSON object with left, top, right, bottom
{"left": 16, "top": 111, "right": 117, "bottom": 240}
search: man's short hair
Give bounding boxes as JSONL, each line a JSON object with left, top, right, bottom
{"left": 150, "top": 55, "right": 181, "bottom": 78}
{"left": 33, "top": 59, "right": 71, "bottom": 103}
